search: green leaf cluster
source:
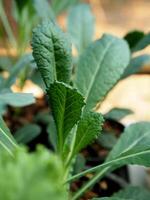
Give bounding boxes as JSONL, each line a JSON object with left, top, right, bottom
{"left": 31, "top": 14, "right": 150, "bottom": 200}
{"left": 32, "top": 21, "right": 107, "bottom": 162}
{"left": 67, "top": 3, "right": 94, "bottom": 54}
{"left": 31, "top": 19, "right": 133, "bottom": 200}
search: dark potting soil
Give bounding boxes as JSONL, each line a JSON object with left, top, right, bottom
{"left": 4, "top": 96, "right": 52, "bottom": 150}
{"left": 4, "top": 96, "right": 129, "bottom": 199}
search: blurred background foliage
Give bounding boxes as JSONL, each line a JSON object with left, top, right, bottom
{"left": 0, "top": 0, "right": 150, "bottom": 123}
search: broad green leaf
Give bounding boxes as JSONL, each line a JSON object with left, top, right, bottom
{"left": 0, "top": 146, "right": 67, "bottom": 200}
{"left": 32, "top": 21, "right": 72, "bottom": 88}
{"left": 74, "top": 34, "right": 130, "bottom": 111}
{"left": 106, "top": 122, "right": 150, "bottom": 167}
{"left": 0, "top": 92, "right": 35, "bottom": 107}
{"left": 47, "top": 81, "right": 85, "bottom": 147}
{"left": 14, "top": 124, "right": 41, "bottom": 144}
{"left": 87, "top": 122, "right": 150, "bottom": 180}
{"left": 122, "top": 54, "right": 150, "bottom": 78}
{"left": 104, "top": 108, "right": 133, "bottom": 121}
{"left": 0, "top": 116, "right": 17, "bottom": 155}
{"left": 113, "top": 186, "right": 150, "bottom": 200}
{"left": 124, "top": 31, "right": 150, "bottom": 53}
{"left": 124, "top": 30, "right": 145, "bottom": 50}
{"left": 73, "top": 112, "right": 104, "bottom": 155}
{"left": 67, "top": 3, "right": 94, "bottom": 54}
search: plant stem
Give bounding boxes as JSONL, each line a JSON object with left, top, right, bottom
{"left": 0, "top": 0, "right": 17, "bottom": 47}
{"left": 58, "top": 133, "right": 63, "bottom": 157}
{"left": 65, "top": 126, "right": 77, "bottom": 168}
{"left": 63, "top": 127, "right": 77, "bottom": 184}
{"left": 66, "top": 149, "right": 150, "bottom": 184}
{"left": 67, "top": 149, "right": 150, "bottom": 199}
{"left": 71, "top": 167, "right": 110, "bottom": 200}
{"left": 66, "top": 160, "right": 108, "bottom": 183}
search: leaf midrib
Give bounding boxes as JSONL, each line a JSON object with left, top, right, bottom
{"left": 49, "top": 30, "right": 57, "bottom": 81}
{"left": 42, "top": 30, "right": 57, "bottom": 81}
{"left": 0, "top": 140, "right": 13, "bottom": 155}
{"left": 56, "top": 84, "right": 66, "bottom": 145}
{"left": 0, "top": 127, "right": 16, "bottom": 147}
{"left": 0, "top": 126, "right": 17, "bottom": 155}
{"left": 108, "top": 130, "right": 150, "bottom": 160}
{"left": 68, "top": 148, "right": 150, "bottom": 182}
{"left": 85, "top": 37, "right": 115, "bottom": 104}
{"left": 100, "top": 148, "right": 150, "bottom": 172}
{"left": 74, "top": 120, "right": 94, "bottom": 153}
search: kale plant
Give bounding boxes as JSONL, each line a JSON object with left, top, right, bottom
{"left": 0, "top": 5, "right": 150, "bottom": 198}
{"left": 31, "top": 20, "right": 150, "bottom": 199}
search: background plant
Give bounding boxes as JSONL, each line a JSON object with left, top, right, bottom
{"left": 0, "top": 0, "right": 81, "bottom": 89}
{"left": 67, "top": 3, "right": 150, "bottom": 78}
{"left": 0, "top": 146, "right": 67, "bottom": 200}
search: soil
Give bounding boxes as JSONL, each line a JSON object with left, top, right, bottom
{"left": 4, "top": 96, "right": 129, "bottom": 199}
{"left": 4, "top": 96, "right": 52, "bottom": 150}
